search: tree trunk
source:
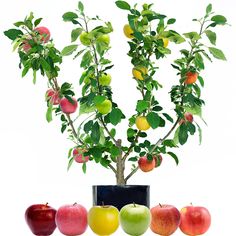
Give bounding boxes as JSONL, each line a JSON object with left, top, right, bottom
{"left": 116, "top": 139, "right": 126, "bottom": 185}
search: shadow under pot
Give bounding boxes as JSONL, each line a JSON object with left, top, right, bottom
{"left": 92, "top": 185, "right": 150, "bottom": 210}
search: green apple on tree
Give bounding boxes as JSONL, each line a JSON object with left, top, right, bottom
{"left": 79, "top": 31, "right": 91, "bottom": 46}
{"left": 96, "top": 99, "right": 112, "bottom": 115}
{"left": 97, "top": 34, "right": 110, "bottom": 46}
{"left": 99, "top": 73, "right": 111, "bottom": 86}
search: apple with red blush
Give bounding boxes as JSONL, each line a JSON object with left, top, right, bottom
{"left": 179, "top": 112, "right": 194, "bottom": 125}
{"left": 73, "top": 147, "right": 89, "bottom": 163}
{"left": 34, "top": 26, "right": 51, "bottom": 43}
{"left": 25, "top": 203, "right": 57, "bottom": 235}
{"left": 138, "top": 156, "right": 155, "bottom": 172}
{"left": 60, "top": 97, "right": 78, "bottom": 114}
{"left": 150, "top": 204, "right": 180, "bottom": 235}
{"left": 180, "top": 205, "right": 211, "bottom": 235}
{"left": 46, "top": 89, "right": 60, "bottom": 105}
{"left": 55, "top": 203, "right": 88, "bottom": 236}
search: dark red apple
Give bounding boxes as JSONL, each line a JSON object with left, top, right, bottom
{"left": 60, "top": 97, "right": 78, "bottom": 114}
{"left": 179, "top": 112, "right": 194, "bottom": 125}
{"left": 150, "top": 204, "right": 181, "bottom": 235}
{"left": 56, "top": 203, "right": 88, "bottom": 236}
{"left": 138, "top": 156, "right": 155, "bottom": 172}
{"left": 25, "top": 203, "right": 57, "bottom": 236}
{"left": 34, "top": 26, "right": 51, "bottom": 43}
{"left": 154, "top": 155, "right": 163, "bottom": 168}
{"left": 46, "top": 89, "right": 60, "bottom": 105}
{"left": 73, "top": 148, "right": 89, "bottom": 163}
{"left": 180, "top": 205, "right": 211, "bottom": 235}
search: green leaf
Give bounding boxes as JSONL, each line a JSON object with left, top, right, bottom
{"left": 205, "top": 30, "right": 216, "bottom": 45}
{"left": 110, "top": 128, "right": 116, "bottom": 138}
{"left": 82, "top": 163, "right": 87, "bottom": 173}
{"left": 208, "top": 47, "right": 226, "bottom": 61}
{"left": 127, "top": 128, "right": 136, "bottom": 138}
{"left": 93, "top": 95, "right": 106, "bottom": 105}
{"left": 162, "top": 113, "right": 174, "bottom": 123}
{"left": 46, "top": 103, "right": 53, "bottom": 122}
{"left": 187, "top": 122, "right": 196, "bottom": 135}
{"left": 84, "top": 120, "right": 93, "bottom": 133}
{"left": 79, "top": 103, "right": 96, "bottom": 115}
{"left": 183, "top": 32, "right": 201, "bottom": 41}
{"left": 33, "top": 70, "right": 37, "bottom": 84}
{"left": 78, "top": 1, "right": 84, "bottom": 12}
{"left": 22, "top": 66, "right": 30, "bottom": 77}
{"left": 211, "top": 15, "right": 227, "bottom": 25}
{"left": 167, "top": 152, "right": 179, "bottom": 165}
{"left": 178, "top": 124, "right": 188, "bottom": 145}
{"left": 136, "top": 100, "right": 149, "bottom": 113}
{"left": 14, "top": 21, "right": 25, "bottom": 27}
{"left": 162, "top": 139, "right": 177, "bottom": 148}
{"left": 147, "top": 112, "right": 160, "bottom": 129}
{"left": 194, "top": 53, "right": 204, "bottom": 70}
{"left": 167, "top": 18, "right": 176, "bottom": 25}
{"left": 110, "top": 145, "right": 120, "bottom": 158}
{"left": 195, "top": 122, "right": 202, "bottom": 145}
{"left": 62, "top": 12, "right": 79, "bottom": 22}
{"left": 71, "top": 28, "right": 83, "bottom": 42}
{"left": 61, "top": 45, "right": 78, "bottom": 56}
{"left": 80, "top": 51, "right": 93, "bottom": 68}
{"left": 67, "top": 157, "right": 74, "bottom": 171}
{"left": 61, "top": 124, "right": 67, "bottom": 133}
{"left": 100, "top": 158, "right": 110, "bottom": 168}
{"left": 173, "top": 126, "right": 180, "bottom": 145}
{"left": 91, "top": 121, "right": 100, "bottom": 144}
{"left": 109, "top": 108, "right": 123, "bottom": 126}
{"left": 34, "top": 18, "right": 43, "bottom": 27}
{"left": 128, "top": 157, "right": 138, "bottom": 162}
{"left": 206, "top": 4, "right": 212, "bottom": 14}
{"left": 198, "top": 76, "right": 204, "bottom": 87}
{"left": 4, "top": 29, "right": 23, "bottom": 40}
{"left": 115, "top": 1, "right": 131, "bottom": 10}
{"left": 90, "top": 147, "right": 102, "bottom": 162}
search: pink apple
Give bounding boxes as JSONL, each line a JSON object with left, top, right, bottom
{"left": 150, "top": 204, "right": 180, "bottom": 235}
{"left": 138, "top": 156, "right": 155, "bottom": 172}
{"left": 34, "top": 26, "right": 50, "bottom": 43}
{"left": 55, "top": 203, "right": 88, "bottom": 236}
{"left": 46, "top": 89, "right": 60, "bottom": 105}
{"left": 60, "top": 97, "right": 78, "bottom": 114}
{"left": 73, "top": 148, "right": 89, "bottom": 163}
{"left": 25, "top": 203, "right": 57, "bottom": 235}
{"left": 180, "top": 205, "right": 211, "bottom": 235}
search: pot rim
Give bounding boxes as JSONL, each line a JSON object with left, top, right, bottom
{"left": 92, "top": 185, "right": 150, "bottom": 187}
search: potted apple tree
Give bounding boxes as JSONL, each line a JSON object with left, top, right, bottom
{"left": 4, "top": 1, "right": 227, "bottom": 209}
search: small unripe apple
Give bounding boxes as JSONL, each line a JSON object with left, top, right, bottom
{"left": 185, "top": 112, "right": 193, "bottom": 123}
{"left": 34, "top": 26, "right": 50, "bottom": 43}
{"left": 154, "top": 155, "right": 163, "bottom": 168}
{"left": 46, "top": 89, "right": 60, "bottom": 105}
{"left": 80, "top": 32, "right": 91, "bottom": 46}
{"left": 138, "top": 156, "right": 155, "bottom": 172}
{"left": 96, "top": 99, "right": 112, "bottom": 115}
{"left": 60, "top": 97, "right": 78, "bottom": 114}
{"left": 97, "top": 34, "right": 110, "bottom": 46}
{"left": 73, "top": 148, "right": 89, "bottom": 163}
{"left": 98, "top": 73, "right": 111, "bottom": 86}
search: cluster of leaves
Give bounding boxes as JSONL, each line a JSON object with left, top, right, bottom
{"left": 170, "top": 4, "right": 228, "bottom": 145}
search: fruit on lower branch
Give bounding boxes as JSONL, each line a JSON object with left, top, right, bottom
{"left": 184, "top": 71, "right": 198, "bottom": 85}
{"left": 132, "top": 66, "right": 148, "bottom": 80}
{"left": 88, "top": 205, "right": 119, "bottom": 235}
{"left": 138, "top": 156, "right": 155, "bottom": 172}
{"left": 154, "top": 154, "right": 163, "bottom": 168}
{"left": 79, "top": 31, "right": 91, "bottom": 46}
{"left": 119, "top": 203, "right": 151, "bottom": 236}
{"left": 179, "top": 112, "right": 194, "bottom": 125}
{"left": 34, "top": 26, "right": 50, "bottom": 43}
{"left": 96, "top": 99, "right": 112, "bottom": 114}
{"left": 25, "top": 203, "right": 57, "bottom": 236}
{"left": 22, "top": 40, "right": 32, "bottom": 52}
{"left": 73, "top": 148, "right": 89, "bottom": 163}
{"left": 123, "top": 24, "right": 134, "bottom": 39}
{"left": 60, "top": 97, "right": 78, "bottom": 114}
{"left": 46, "top": 89, "right": 60, "bottom": 105}
{"left": 179, "top": 205, "right": 211, "bottom": 235}
{"left": 55, "top": 203, "right": 88, "bottom": 236}
{"left": 98, "top": 73, "right": 111, "bottom": 86}
{"left": 150, "top": 204, "right": 181, "bottom": 235}
{"left": 135, "top": 116, "right": 150, "bottom": 131}
{"left": 97, "top": 34, "right": 110, "bottom": 46}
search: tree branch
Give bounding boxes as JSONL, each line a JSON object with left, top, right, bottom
{"left": 108, "top": 163, "right": 117, "bottom": 174}
{"left": 125, "top": 167, "right": 139, "bottom": 183}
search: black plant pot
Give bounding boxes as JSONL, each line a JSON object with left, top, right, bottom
{"left": 92, "top": 185, "right": 150, "bottom": 210}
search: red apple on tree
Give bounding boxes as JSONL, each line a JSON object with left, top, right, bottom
{"left": 25, "top": 203, "right": 57, "bottom": 236}
{"left": 150, "top": 204, "right": 181, "bottom": 235}
{"left": 154, "top": 154, "right": 163, "bottom": 168}
{"left": 138, "top": 156, "right": 155, "bottom": 172}
{"left": 73, "top": 148, "right": 89, "bottom": 163}
{"left": 179, "top": 112, "right": 194, "bottom": 125}
{"left": 34, "top": 26, "right": 51, "bottom": 43}
{"left": 179, "top": 205, "right": 211, "bottom": 235}
{"left": 60, "top": 97, "right": 78, "bottom": 114}
{"left": 55, "top": 203, "right": 88, "bottom": 236}
{"left": 46, "top": 89, "right": 60, "bottom": 105}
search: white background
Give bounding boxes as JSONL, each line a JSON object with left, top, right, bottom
{"left": 0, "top": 0, "right": 235, "bottom": 235}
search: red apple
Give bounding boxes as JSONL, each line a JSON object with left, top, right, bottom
{"left": 46, "top": 89, "right": 60, "bottom": 105}
{"left": 180, "top": 205, "right": 211, "bottom": 235}
{"left": 138, "top": 156, "right": 155, "bottom": 172}
{"left": 25, "top": 203, "right": 57, "bottom": 236}
{"left": 179, "top": 112, "right": 194, "bottom": 125}
{"left": 60, "top": 97, "right": 78, "bottom": 114}
{"left": 154, "top": 155, "right": 163, "bottom": 168}
{"left": 55, "top": 203, "right": 88, "bottom": 236}
{"left": 34, "top": 26, "right": 51, "bottom": 43}
{"left": 150, "top": 204, "right": 181, "bottom": 235}
{"left": 73, "top": 148, "right": 89, "bottom": 163}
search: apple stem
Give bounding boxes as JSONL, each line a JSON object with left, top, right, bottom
{"left": 73, "top": 202, "right": 77, "bottom": 206}
{"left": 159, "top": 203, "right": 162, "bottom": 208}
{"left": 45, "top": 202, "right": 48, "bottom": 206}
{"left": 133, "top": 202, "right": 136, "bottom": 207}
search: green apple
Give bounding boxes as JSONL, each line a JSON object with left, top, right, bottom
{"left": 79, "top": 31, "right": 91, "bottom": 46}
{"left": 119, "top": 203, "right": 151, "bottom": 235}
{"left": 88, "top": 205, "right": 119, "bottom": 235}
{"left": 97, "top": 34, "right": 110, "bottom": 46}
{"left": 98, "top": 73, "right": 111, "bottom": 86}
{"left": 96, "top": 99, "right": 112, "bottom": 114}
